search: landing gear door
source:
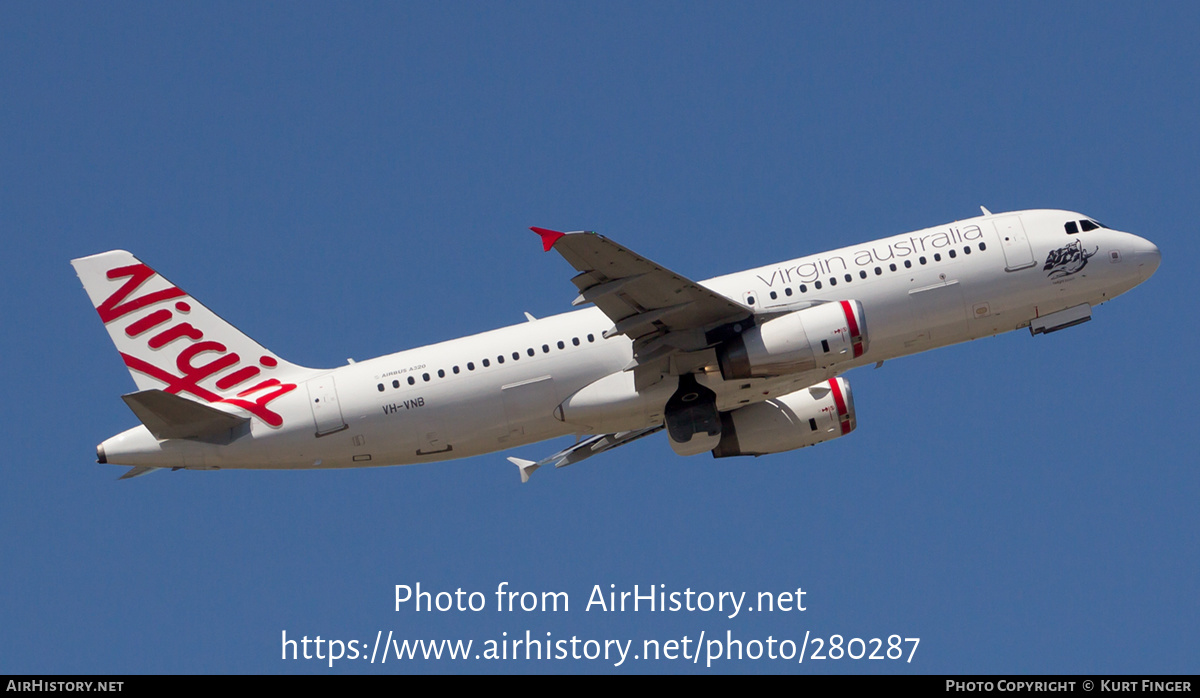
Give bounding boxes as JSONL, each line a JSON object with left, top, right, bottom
{"left": 306, "top": 376, "right": 347, "bottom": 436}
{"left": 993, "top": 215, "right": 1036, "bottom": 271}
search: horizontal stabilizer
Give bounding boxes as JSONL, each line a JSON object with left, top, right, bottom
{"left": 121, "top": 389, "right": 249, "bottom": 441}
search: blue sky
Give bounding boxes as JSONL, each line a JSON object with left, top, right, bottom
{"left": 1, "top": 2, "right": 1196, "bottom": 673}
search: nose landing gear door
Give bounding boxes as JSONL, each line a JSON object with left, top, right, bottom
{"left": 306, "top": 376, "right": 348, "bottom": 436}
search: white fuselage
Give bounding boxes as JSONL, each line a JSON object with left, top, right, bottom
{"left": 97, "top": 209, "right": 1160, "bottom": 471}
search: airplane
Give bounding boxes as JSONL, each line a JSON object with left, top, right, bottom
{"left": 71, "top": 208, "right": 1160, "bottom": 481}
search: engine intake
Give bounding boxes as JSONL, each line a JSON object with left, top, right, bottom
{"left": 712, "top": 377, "right": 856, "bottom": 458}
{"left": 718, "top": 301, "right": 867, "bottom": 380}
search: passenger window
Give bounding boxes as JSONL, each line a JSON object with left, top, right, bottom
{"left": 557, "top": 341, "right": 565, "bottom": 350}
{"left": 482, "top": 359, "right": 490, "bottom": 367}
{"left": 844, "top": 274, "right": 852, "bottom": 283}
{"left": 747, "top": 296, "right": 756, "bottom": 305}
{"left": 542, "top": 344, "right": 550, "bottom": 353}
{"left": 889, "top": 263, "right": 897, "bottom": 272}
{"left": 497, "top": 355, "right": 505, "bottom": 364}
{"left": 874, "top": 267, "right": 882, "bottom": 276}
{"left": 392, "top": 380, "right": 400, "bottom": 389}
{"left": 527, "top": 348, "right": 534, "bottom": 357}
{"left": 963, "top": 246, "right": 971, "bottom": 255}
{"left": 467, "top": 362, "right": 475, "bottom": 371}
{"left": 438, "top": 369, "right": 445, "bottom": 378}
{"left": 408, "top": 376, "right": 416, "bottom": 385}
{"left": 949, "top": 249, "right": 957, "bottom": 258}
{"left": 453, "top": 366, "right": 460, "bottom": 374}
{"left": 829, "top": 277, "right": 837, "bottom": 286}
{"left": 377, "top": 383, "right": 384, "bottom": 392}
{"left": 859, "top": 270, "right": 867, "bottom": 279}
{"left": 785, "top": 287, "right": 793, "bottom": 296}
{"left": 979, "top": 242, "right": 987, "bottom": 251}
{"left": 814, "top": 281, "right": 823, "bottom": 290}
{"left": 934, "top": 253, "right": 941, "bottom": 262}
{"left": 512, "top": 352, "right": 520, "bottom": 360}
{"left": 587, "top": 334, "right": 595, "bottom": 342}
{"left": 799, "top": 284, "right": 808, "bottom": 293}
{"left": 422, "top": 373, "right": 430, "bottom": 382}
{"left": 769, "top": 291, "right": 777, "bottom": 300}
{"left": 919, "top": 256, "right": 927, "bottom": 265}
{"left": 1080, "top": 219, "right": 1099, "bottom": 232}
{"left": 904, "top": 260, "right": 912, "bottom": 268}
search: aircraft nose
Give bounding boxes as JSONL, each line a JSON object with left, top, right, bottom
{"left": 1131, "top": 235, "right": 1161, "bottom": 279}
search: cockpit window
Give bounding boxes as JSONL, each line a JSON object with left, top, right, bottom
{"left": 1066, "top": 218, "right": 1108, "bottom": 234}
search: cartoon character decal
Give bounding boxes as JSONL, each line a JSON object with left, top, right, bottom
{"left": 1043, "top": 240, "right": 1098, "bottom": 279}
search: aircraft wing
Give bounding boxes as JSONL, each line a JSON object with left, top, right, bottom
{"left": 118, "top": 466, "right": 160, "bottom": 480}
{"left": 533, "top": 228, "right": 752, "bottom": 387}
{"left": 506, "top": 425, "right": 663, "bottom": 483}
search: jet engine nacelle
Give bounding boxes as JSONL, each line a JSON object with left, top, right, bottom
{"left": 717, "top": 301, "right": 867, "bottom": 380}
{"left": 711, "top": 377, "right": 855, "bottom": 458}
